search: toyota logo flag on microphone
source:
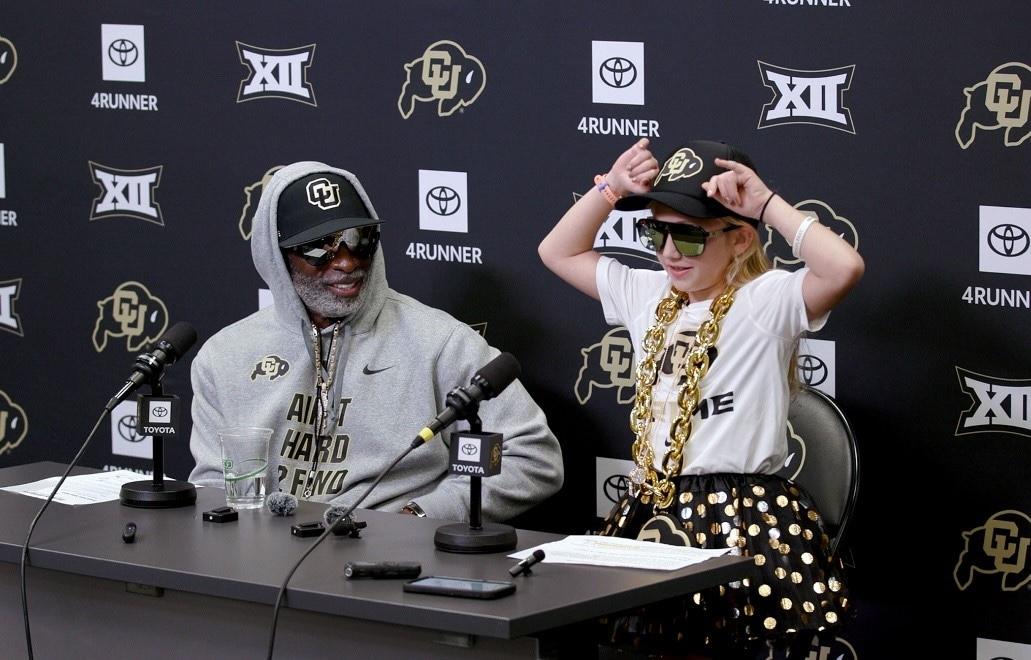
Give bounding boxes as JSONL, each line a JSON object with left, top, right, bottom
{"left": 448, "top": 431, "right": 503, "bottom": 477}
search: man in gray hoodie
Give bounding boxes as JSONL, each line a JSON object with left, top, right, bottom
{"left": 188, "top": 162, "right": 563, "bottom": 521}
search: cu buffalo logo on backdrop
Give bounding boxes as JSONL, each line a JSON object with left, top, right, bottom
{"left": 89, "top": 162, "right": 163, "bottom": 225}
{"left": 251, "top": 355, "right": 290, "bottom": 381}
{"left": 92, "top": 281, "right": 169, "bottom": 353}
{"left": 576, "top": 327, "right": 636, "bottom": 405}
{"left": 0, "top": 36, "right": 17, "bottom": 84}
{"left": 0, "top": 389, "right": 28, "bottom": 456}
{"left": 239, "top": 166, "right": 284, "bottom": 240}
{"left": 236, "top": 42, "right": 317, "bottom": 106}
{"left": 0, "top": 278, "right": 23, "bottom": 337}
{"left": 757, "top": 61, "right": 856, "bottom": 133}
{"left": 397, "top": 40, "right": 486, "bottom": 118}
{"left": 954, "top": 510, "right": 1031, "bottom": 592}
{"left": 956, "top": 62, "right": 1031, "bottom": 149}
{"left": 763, "top": 200, "right": 859, "bottom": 269}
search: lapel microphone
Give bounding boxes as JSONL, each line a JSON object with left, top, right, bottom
{"left": 508, "top": 549, "right": 545, "bottom": 577}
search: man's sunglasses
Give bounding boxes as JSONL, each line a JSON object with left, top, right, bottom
{"left": 290, "top": 225, "right": 381, "bottom": 267}
{"left": 635, "top": 217, "right": 739, "bottom": 257}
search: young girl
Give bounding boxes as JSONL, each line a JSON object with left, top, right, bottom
{"left": 539, "top": 139, "right": 864, "bottom": 658}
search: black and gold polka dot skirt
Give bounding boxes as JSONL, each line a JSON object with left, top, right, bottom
{"left": 599, "top": 473, "right": 851, "bottom": 657}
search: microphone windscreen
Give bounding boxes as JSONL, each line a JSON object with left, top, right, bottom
{"left": 323, "top": 505, "right": 346, "bottom": 527}
{"left": 161, "top": 322, "right": 198, "bottom": 358}
{"left": 265, "top": 491, "right": 298, "bottom": 516}
{"left": 475, "top": 352, "right": 521, "bottom": 398}
{"left": 531, "top": 548, "right": 545, "bottom": 562}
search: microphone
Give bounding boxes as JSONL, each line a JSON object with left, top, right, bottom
{"left": 107, "top": 322, "right": 198, "bottom": 409}
{"left": 265, "top": 492, "right": 297, "bottom": 516}
{"left": 508, "top": 549, "right": 545, "bottom": 577}
{"left": 414, "top": 352, "right": 521, "bottom": 446}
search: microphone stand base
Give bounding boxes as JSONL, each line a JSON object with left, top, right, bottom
{"left": 434, "top": 522, "right": 517, "bottom": 554}
{"left": 120, "top": 479, "right": 197, "bottom": 508}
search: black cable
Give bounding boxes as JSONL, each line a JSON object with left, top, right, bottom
{"left": 265, "top": 439, "right": 420, "bottom": 660}
{"left": 20, "top": 405, "right": 111, "bottom": 660}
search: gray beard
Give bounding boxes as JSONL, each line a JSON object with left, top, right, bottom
{"left": 291, "top": 267, "right": 370, "bottom": 320}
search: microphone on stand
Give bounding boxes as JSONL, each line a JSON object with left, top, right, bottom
{"left": 412, "top": 352, "right": 520, "bottom": 446}
{"left": 106, "top": 322, "right": 197, "bottom": 410}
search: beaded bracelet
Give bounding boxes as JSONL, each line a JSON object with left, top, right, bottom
{"left": 593, "top": 175, "right": 620, "bottom": 206}
{"left": 791, "top": 215, "right": 819, "bottom": 259}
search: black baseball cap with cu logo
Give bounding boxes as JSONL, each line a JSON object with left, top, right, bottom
{"left": 276, "top": 172, "right": 381, "bottom": 248}
{"left": 615, "top": 140, "right": 759, "bottom": 225}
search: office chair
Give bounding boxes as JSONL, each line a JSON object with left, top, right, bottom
{"left": 776, "top": 386, "right": 860, "bottom": 560}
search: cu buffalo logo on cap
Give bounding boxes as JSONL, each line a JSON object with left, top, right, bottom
{"left": 987, "top": 223, "right": 1030, "bottom": 257}
{"left": 0, "top": 36, "right": 18, "bottom": 85}
{"left": 954, "top": 509, "right": 1031, "bottom": 592}
{"left": 599, "top": 57, "right": 637, "bottom": 89}
{"left": 655, "top": 148, "right": 703, "bottom": 184}
{"left": 92, "top": 281, "right": 169, "bottom": 353}
{"left": 306, "top": 177, "right": 341, "bottom": 210}
{"left": 398, "top": 40, "right": 486, "bottom": 119}
{"left": 426, "top": 185, "right": 461, "bottom": 216}
{"left": 956, "top": 62, "right": 1031, "bottom": 149}
{"left": 0, "top": 389, "right": 28, "bottom": 457}
{"left": 251, "top": 355, "right": 289, "bottom": 381}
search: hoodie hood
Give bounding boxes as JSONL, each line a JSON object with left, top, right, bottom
{"left": 251, "top": 161, "right": 388, "bottom": 337}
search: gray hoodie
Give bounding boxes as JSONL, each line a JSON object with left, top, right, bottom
{"left": 188, "top": 161, "right": 563, "bottom": 521}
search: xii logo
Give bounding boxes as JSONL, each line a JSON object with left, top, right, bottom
{"left": 89, "top": 162, "right": 163, "bottom": 225}
{"left": 757, "top": 61, "right": 855, "bottom": 133}
{"left": 956, "top": 367, "right": 1031, "bottom": 437}
{"left": 236, "top": 42, "right": 317, "bottom": 106}
{"left": 0, "top": 278, "right": 22, "bottom": 336}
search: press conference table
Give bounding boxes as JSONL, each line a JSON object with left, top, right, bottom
{"left": 0, "top": 463, "right": 753, "bottom": 659}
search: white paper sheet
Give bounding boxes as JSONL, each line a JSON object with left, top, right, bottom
{"left": 0, "top": 470, "right": 155, "bottom": 505}
{"left": 509, "top": 535, "right": 734, "bottom": 570}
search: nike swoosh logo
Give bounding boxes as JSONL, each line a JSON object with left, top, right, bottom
{"left": 363, "top": 364, "right": 394, "bottom": 375}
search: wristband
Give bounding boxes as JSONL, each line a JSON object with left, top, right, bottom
{"left": 593, "top": 175, "right": 620, "bottom": 206}
{"left": 758, "top": 191, "right": 778, "bottom": 224}
{"left": 791, "top": 215, "right": 819, "bottom": 259}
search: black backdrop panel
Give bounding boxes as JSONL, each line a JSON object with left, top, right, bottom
{"left": 1, "top": 2, "right": 1029, "bottom": 656}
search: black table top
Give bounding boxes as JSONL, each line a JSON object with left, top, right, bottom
{"left": 0, "top": 462, "right": 754, "bottom": 639}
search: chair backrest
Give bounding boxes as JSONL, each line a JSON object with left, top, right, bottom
{"left": 775, "top": 386, "right": 860, "bottom": 558}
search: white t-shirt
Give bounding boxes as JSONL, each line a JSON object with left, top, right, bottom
{"left": 596, "top": 256, "right": 827, "bottom": 475}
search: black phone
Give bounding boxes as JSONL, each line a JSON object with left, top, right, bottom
{"left": 403, "top": 576, "right": 516, "bottom": 599}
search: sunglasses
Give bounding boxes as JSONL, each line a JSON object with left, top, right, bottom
{"left": 635, "top": 217, "right": 739, "bottom": 257}
{"left": 291, "top": 225, "right": 381, "bottom": 267}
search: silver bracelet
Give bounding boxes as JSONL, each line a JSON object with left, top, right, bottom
{"left": 401, "top": 501, "right": 427, "bottom": 518}
{"left": 791, "top": 215, "right": 819, "bottom": 259}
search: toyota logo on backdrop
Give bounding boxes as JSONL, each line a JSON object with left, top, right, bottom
{"left": 599, "top": 57, "right": 637, "bottom": 89}
{"left": 797, "top": 354, "right": 828, "bottom": 387}
{"left": 118, "top": 414, "right": 144, "bottom": 442}
{"left": 108, "top": 39, "right": 138, "bottom": 67}
{"left": 425, "top": 185, "right": 461, "bottom": 216}
{"left": 988, "top": 223, "right": 1030, "bottom": 257}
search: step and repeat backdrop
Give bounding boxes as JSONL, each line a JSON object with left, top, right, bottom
{"left": 0, "top": 2, "right": 1028, "bottom": 657}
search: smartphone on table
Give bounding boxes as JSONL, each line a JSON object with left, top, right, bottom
{"left": 402, "top": 576, "right": 516, "bottom": 599}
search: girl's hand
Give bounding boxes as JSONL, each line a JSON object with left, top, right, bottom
{"left": 701, "top": 158, "right": 773, "bottom": 220}
{"left": 605, "top": 139, "right": 659, "bottom": 198}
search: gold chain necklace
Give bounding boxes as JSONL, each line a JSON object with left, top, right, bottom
{"left": 628, "top": 285, "right": 737, "bottom": 510}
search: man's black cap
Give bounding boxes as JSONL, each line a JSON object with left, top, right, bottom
{"left": 615, "top": 140, "right": 758, "bottom": 224}
{"left": 277, "top": 172, "right": 380, "bottom": 248}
